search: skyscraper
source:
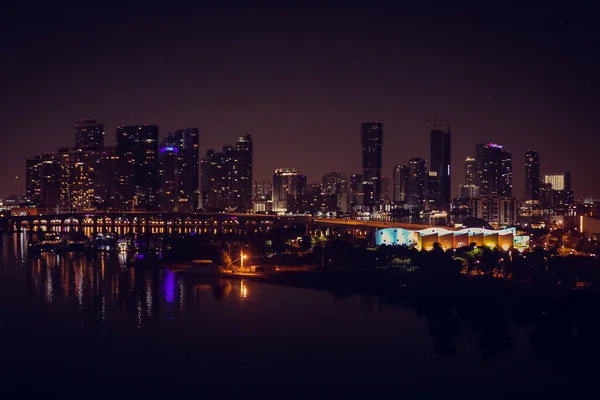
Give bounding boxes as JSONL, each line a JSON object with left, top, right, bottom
{"left": 26, "top": 156, "right": 43, "bottom": 206}
{"left": 430, "top": 128, "right": 451, "bottom": 210}
{"left": 475, "top": 143, "right": 512, "bottom": 196}
{"left": 392, "top": 165, "right": 409, "bottom": 203}
{"left": 74, "top": 119, "right": 105, "bottom": 150}
{"left": 500, "top": 150, "right": 512, "bottom": 197}
{"left": 361, "top": 122, "right": 383, "bottom": 203}
{"left": 235, "top": 134, "right": 253, "bottom": 211}
{"left": 172, "top": 128, "right": 200, "bottom": 212}
{"left": 465, "top": 156, "right": 477, "bottom": 186}
{"left": 525, "top": 150, "right": 540, "bottom": 201}
{"left": 322, "top": 170, "right": 347, "bottom": 196}
{"left": 116, "top": 125, "right": 159, "bottom": 210}
{"left": 159, "top": 134, "right": 178, "bottom": 211}
{"left": 272, "top": 168, "right": 303, "bottom": 213}
{"left": 408, "top": 157, "right": 427, "bottom": 209}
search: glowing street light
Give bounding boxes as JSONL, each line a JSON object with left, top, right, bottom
{"left": 241, "top": 252, "right": 248, "bottom": 271}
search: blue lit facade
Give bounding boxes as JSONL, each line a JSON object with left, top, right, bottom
{"left": 375, "top": 227, "right": 518, "bottom": 250}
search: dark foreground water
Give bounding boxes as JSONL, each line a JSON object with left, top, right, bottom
{"left": 0, "top": 233, "right": 582, "bottom": 396}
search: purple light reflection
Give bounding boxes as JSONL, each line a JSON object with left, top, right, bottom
{"left": 163, "top": 270, "right": 175, "bottom": 304}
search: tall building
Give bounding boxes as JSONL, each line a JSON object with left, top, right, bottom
{"left": 469, "top": 196, "right": 518, "bottom": 226}
{"left": 235, "top": 134, "right": 253, "bottom": 211}
{"left": 349, "top": 174, "right": 363, "bottom": 209}
{"left": 200, "top": 149, "right": 218, "bottom": 210}
{"left": 425, "top": 171, "right": 438, "bottom": 210}
{"left": 544, "top": 172, "right": 574, "bottom": 206}
{"left": 97, "top": 146, "right": 119, "bottom": 210}
{"left": 56, "top": 147, "right": 99, "bottom": 212}
{"left": 361, "top": 122, "right": 383, "bottom": 202}
{"left": 430, "top": 128, "right": 451, "bottom": 210}
{"left": 26, "top": 156, "right": 43, "bottom": 206}
{"left": 322, "top": 170, "right": 347, "bottom": 196}
{"left": 74, "top": 119, "right": 105, "bottom": 150}
{"left": 525, "top": 150, "right": 540, "bottom": 201}
{"left": 458, "top": 184, "right": 479, "bottom": 199}
{"left": 408, "top": 157, "right": 427, "bottom": 209}
{"left": 475, "top": 143, "right": 512, "bottom": 196}
{"left": 159, "top": 134, "right": 178, "bottom": 211}
{"left": 392, "top": 165, "right": 409, "bottom": 203}
{"left": 116, "top": 125, "right": 160, "bottom": 210}
{"left": 272, "top": 168, "right": 304, "bottom": 213}
{"left": 380, "top": 176, "right": 391, "bottom": 202}
{"left": 170, "top": 128, "right": 200, "bottom": 212}
{"left": 465, "top": 156, "right": 477, "bottom": 186}
{"left": 500, "top": 150, "right": 512, "bottom": 197}
{"left": 40, "top": 154, "right": 62, "bottom": 209}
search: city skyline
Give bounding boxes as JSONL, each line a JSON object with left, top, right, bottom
{"left": 2, "top": 2, "right": 599, "bottom": 198}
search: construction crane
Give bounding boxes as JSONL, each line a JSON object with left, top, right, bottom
{"left": 427, "top": 118, "right": 450, "bottom": 131}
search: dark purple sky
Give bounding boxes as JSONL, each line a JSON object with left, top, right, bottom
{"left": 1, "top": 1, "right": 599, "bottom": 198}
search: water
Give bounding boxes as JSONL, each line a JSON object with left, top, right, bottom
{"left": 0, "top": 233, "right": 578, "bottom": 396}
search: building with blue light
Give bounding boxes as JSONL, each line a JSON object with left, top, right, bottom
{"left": 375, "top": 226, "right": 522, "bottom": 251}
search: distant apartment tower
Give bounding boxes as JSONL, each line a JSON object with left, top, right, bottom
{"left": 26, "top": 156, "right": 43, "bottom": 206}
{"left": 392, "top": 165, "right": 409, "bottom": 203}
{"left": 525, "top": 150, "right": 540, "bottom": 201}
{"left": 158, "top": 128, "right": 200, "bottom": 212}
{"left": 425, "top": 171, "right": 438, "bottom": 210}
{"left": 544, "top": 172, "right": 574, "bottom": 205}
{"left": 235, "top": 134, "right": 253, "bottom": 211}
{"left": 116, "top": 125, "right": 160, "bottom": 210}
{"left": 322, "top": 170, "right": 347, "bottom": 196}
{"left": 408, "top": 157, "right": 427, "bottom": 209}
{"left": 74, "top": 119, "right": 105, "bottom": 150}
{"left": 272, "top": 168, "right": 305, "bottom": 213}
{"left": 475, "top": 143, "right": 512, "bottom": 196}
{"left": 430, "top": 128, "right": 451, "bottom": 210}
{"left": 361, "top": 122, "right": 383, "bottom": 202}
{"left": 469, "top": 196, "right": 518, "bottom": 226}
{"left": 465, "top": 156, "right": 477, "bottom": 186}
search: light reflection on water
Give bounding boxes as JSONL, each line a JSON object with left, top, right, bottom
{"left": 0, "top": 233, "right": 577, "bottom": 394}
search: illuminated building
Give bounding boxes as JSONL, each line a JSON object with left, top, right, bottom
{"left": 361, "top": 122, "right": 383, "bottom": 203}
{"left": 74, "top": 119, "right": 105, "bottom": 150}
{"left": 458, "top": 184, "right": 479, "bottom": 199}
{"left": 392, "top": 165, "right": 409, "bottom": 203}
{"left": 475, "top": 143, "right": 512, "bottom": 196}
{"left": 464, "top": 156, "right": 477, "bottom": 185}
{"left": 543, "top": 172, "right": 574, "bottom": 206}
{"left": 57, "top": 148, "right": 99, "bottom": 212}
{"left": 159, "top": 135, "right": 178, "bottom": 211}
{"left": 500, "top": 151, "right": 512, "bottom": 197}
{"left": 272, "top": 168, "right": 304, "bottom": 213}
{"left": 468, "top": 196, "right": 518, "bottom": 226}
{"left": 116, "top": 125, "right": 160, "bottom": 210}
{"left": 159, "top": 128, "right": 200, "bottom": 212}
{"left": 408, "top": 157, "right": 427, "bottom": 209}
{"left": 425, "top": 171, "right": 438, "bottom": 210}
{"left": 349, "top": 173, "right": 363, "bottom": 209}
{"left": 375, "top": 226, "right": 519, "bottom": 251}
{"left": 525, "top": 150, "right": 540, "bottom": 201}
{"left": 200, "top": 149, "right": 218, "bottom": 210}
{"left": 96, "top": 146, "right": 119, "bottom": 209}
{"left": 40, "top": 154, "right": 62, "bottom": 209}
{"left": 235, "top": 134, "right": 253, "bottom": 211}
{"left": 430, "top": 128, "right": 451, "bottom": 210}
{"left": 322, "top": 170, "right": 347, "bottom": 196}
{"left": 26, "top": 156, "right": 43, "bottom": 206}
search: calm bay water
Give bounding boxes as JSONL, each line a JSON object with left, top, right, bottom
{"left": 0, "top": 233, "right": 573, "bottom": 396}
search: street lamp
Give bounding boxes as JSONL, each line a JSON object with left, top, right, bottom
{"left": 241, "top": 252, "right": 248, "bottom": 271}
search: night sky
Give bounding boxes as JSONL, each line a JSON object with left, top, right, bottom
{"left": 1, "top": 1, "right": 599, "bottom": 198}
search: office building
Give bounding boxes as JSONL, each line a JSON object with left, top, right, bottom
{"left": 475, "top": 143, "right": 512, "bottom": 196}
{"left": 361, "top": 122, "right": 383, "bottom": 202}
{"left": 392, "top": 165, "right": 409, "bottom": 203}
{"left": 116, "top": 125, "right": 160, "bottom": 210}
{"left": 235, "top": 134, "right": 253, "bottom": 211}
{"left": 525, "top": 150, "right": 540, "bottom": 201}
{"left": 430, "top": 128, "right": 451, "bottom": 210}
{"left": 74, "top": 119, "right": 105, "bottom": 150}
{"left": 425, "top": 171, "right": 438, "bottom": 210}
{"left": 25, "top": 156, "right": 43, "bottom": 206}
{"left": 469, "top": 196, "right": 518, "bottom": 226}
{"left": 159, "top": 135, "right": 178, "bottom": 211}
{"left": 322, "top": 170, "right": 347, "bottom": 196}
{"left": 408, "top": 157, "right": 427, "bottom": 209}
{"left": 458, "top": 184, "right": 479, "bottom": 199}
{"left": 272, "top": 168, "right": 304, "bottom": 213}
{"left": 544, "top": 172, "right": 574, "bottom": 206}
{"left": 465, "top": 156, "right": 477, "bottom": 185}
